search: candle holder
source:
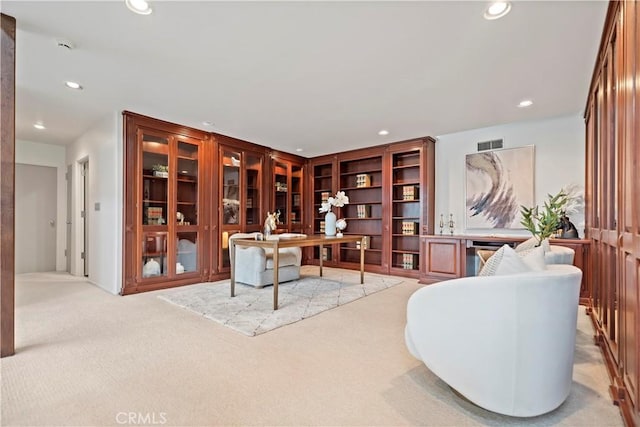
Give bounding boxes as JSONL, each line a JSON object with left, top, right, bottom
{"left": 448, "top": 213, "right": 455, "bottom": 235}
{"left": 439, "top": 214, "right": 444, "bottom": 235}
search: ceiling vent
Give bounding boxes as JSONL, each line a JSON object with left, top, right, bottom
{"left": 477, "top": 139, "right": 504, "bottom": 151}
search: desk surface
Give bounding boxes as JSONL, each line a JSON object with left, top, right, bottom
{"left": 232, "top": 234, "right": 364, "bottom": 248}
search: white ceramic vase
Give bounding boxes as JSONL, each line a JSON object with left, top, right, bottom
{"left": 325, "top": 211, "right": 337, "bottom": 236}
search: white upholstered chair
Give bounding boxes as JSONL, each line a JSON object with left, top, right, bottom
{"left": 405, "top": 264, "right": 582, "bottom": 417}
{"left": 228, "top": 233, "right": 303, "bottom": 288}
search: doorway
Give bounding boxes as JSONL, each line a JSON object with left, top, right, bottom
{"left": 15, "top": 164, "right": 57, "bottom": 273}
{"left": 66, "top": 164, "right": 72, "bottom": 273}
{"left": 80, "top": 160, "right": 89, "bottom": 277}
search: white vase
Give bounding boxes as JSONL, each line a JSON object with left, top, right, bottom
{"left": 325, "top": 211, "right": 337, "bottom": 236}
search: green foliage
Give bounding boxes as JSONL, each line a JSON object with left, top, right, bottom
{"left": 520, "top": 191, "right": 568, "bottom": 245}
{"left": 152, "top": 164, "right": 168, "bottom": 172}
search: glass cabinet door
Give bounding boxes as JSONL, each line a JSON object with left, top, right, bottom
{"left": 141, "top": 133, "right": 169, "bottom": 277}
{"left": 245, "top": 153, "right": 262, "bottom": 227}
{"left": 291, "top": 165, "right": 303, "bottom": 229}
{"left": 176, "top": 141, "right": 199, "bottom": 275}
{"left": 274, "top": 161, "right": 288, "bottom": 228}
{"left": 142, "top": 134, "right": 169, "bottom": 226}
{"left": 222, "top": 151, "right": 241, "bottom": 226}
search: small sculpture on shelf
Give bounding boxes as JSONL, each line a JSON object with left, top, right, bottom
{"left": 557, "top": 214, "right": 579, "bottom": 239}
{"left": 439, "top": 214, "right": 444, "bottom": 235}
{"left": 336, "top": 218, "right": 347, "bottom": 238}
{"left": 448, "top": 214, "right": 455, "bottom": 235}
{"left": 152, "top": 164, "right": 168, "bottom": 178}
{"left": 264, "top": 211, "right": 280, "bottom": 237}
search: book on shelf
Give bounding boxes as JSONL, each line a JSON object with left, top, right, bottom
{"left": 146, "top": 207, "right": 162, "bottom": 219}
{"left": 293, "top": 194, "right": 301, "bottom": 207}
{"left": 402, "top": 185, "right": 418, "bottom": 200}
{"left": 402, "top": 253, "right": 416, "bottom": 269}
{"left": 355, "top": 173, "right": 371, "bottom": 188}
{"left": 402, "top": 221, "right": 418, "bottom": 235}
{"left": 356, "top": 204, "right": 371, "bottom": 218}
{"left": 320, "top": 191, "right": 330, "bottom": 202}
{"left": 322, "top": 247, "right": 329, "bottom": 261}
{"left": 319, "top": 220, "right": 325, "bottom": 233}
{"left": 355, "top": 236, "right": 370, "bottom": 250}
{"left": 246, "top": 198, "right": 253, "bottom": 208}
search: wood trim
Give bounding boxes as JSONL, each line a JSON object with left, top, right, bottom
{"left": 0, "top": 13, "right": 16, "bottom": 358}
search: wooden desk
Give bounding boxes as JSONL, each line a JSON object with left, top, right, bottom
{"left": 420, "top": 234, "right": 591, "bottom": 304}
{"left": 230, "top": 234, "right": 365, "bottom": 310}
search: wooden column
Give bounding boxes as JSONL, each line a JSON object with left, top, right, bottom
{"left": 0, "top": 13, "right": 16, "bottom": 358}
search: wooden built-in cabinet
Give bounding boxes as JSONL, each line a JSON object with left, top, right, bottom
{"left": 123, "top": 112, "right": 211, "bottom": 294}
{"left": 123, "top": 113, "right": 436, "bottom": 290}
{"left": 217, "top": 142, "right": 267, "bottom": 273}
{"left": 270, "top": 152, "right": 305, "bottom": 234}
{"left": 304, "top": 138, "right": 435, "bottom": 278}
{"left": 584, "top": 2, "right": 640, "bottom": 425}
{"left": 420, "top": 235, "right": 591, "bottom": 302}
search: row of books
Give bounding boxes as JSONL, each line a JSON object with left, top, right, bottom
{"left": 402, "top": 221, "right": 418, "bottom": 235}
{"left": 402, "top": 185, "right": 418, "bottom": 201}
{"left": 356, "top": 173, "right": 371, "bottom": 187}
{"left": 402, "top": 253, "right": 416, "bottom": 270}
{"left": 356, "top": 204, "right": 371, "bottom": 218}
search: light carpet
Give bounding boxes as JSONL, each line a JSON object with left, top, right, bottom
{"left": 158, "top": 267, "right": 403, "bottom": 336}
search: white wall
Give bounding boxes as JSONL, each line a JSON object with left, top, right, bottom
{"left": 16, "top": 140, "right": 67, "bottom": 271}
{"left": 66, "top": 113, "right": 122, "bottom": 294}
{"left": 435, "top": 114, "right": 585, "bottom": 236}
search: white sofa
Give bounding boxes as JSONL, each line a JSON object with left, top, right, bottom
{"left": 405, "top": 264, "right": 583, "bottom": 417}
{"left": 228, "top": 232, "right": 303, "bottom": 288}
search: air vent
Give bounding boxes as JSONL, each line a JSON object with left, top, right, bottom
{"left": 477, "top": 139, "right": 504, "bottom": 151}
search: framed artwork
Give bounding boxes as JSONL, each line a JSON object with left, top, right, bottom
{"left": 465, "top": 146, "right": 534, "bottom": 229}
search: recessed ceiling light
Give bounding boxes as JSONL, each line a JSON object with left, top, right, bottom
{"left": 378, "top": 130, "right": 389, "bottom": 136}
{"left": 295, "top": 148, "right": 303, "bottom": 152}
{"left": 34, "top": 123, "right": 46, "bottom": 130}
{"left": 518, "top": 99, "right": 533, "bottom": 108}
{"left": 202, "top": 121, "right": 213, "bottom": 126}
{"left": 484, "top": 1, "right": 511, "bottom": 20}
{"left": 125, "top": 0, "right": 152, "bottom": 15}
{"left": 64, "top": 81, "right": 83, "bottom": 90}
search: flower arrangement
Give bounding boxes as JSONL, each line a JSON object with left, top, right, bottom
{"left": 319, "top": 191, "right": 349, "bottom": 213}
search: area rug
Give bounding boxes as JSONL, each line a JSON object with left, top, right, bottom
{"left": 158, "top": 267, "right": 403, "bottom": 336}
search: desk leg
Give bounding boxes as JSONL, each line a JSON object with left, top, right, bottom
{"left": 319, "top": 244, "right": 323, "bottom": 277}
{"left": 230, "top": 243, "right": 236, "bottom": 297}
{"left": 360, "top": 238, "right": 365, "bottom": 284}
{"left": 273, "top": 246, "right": 279, "bottom": 310}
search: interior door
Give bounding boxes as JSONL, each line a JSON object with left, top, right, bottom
{"left": 15, "top": 163, "right": 57, "bottom": 273}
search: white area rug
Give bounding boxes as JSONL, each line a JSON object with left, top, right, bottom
{"left": 158, "top": 266, "right": 403, "bottom": 336}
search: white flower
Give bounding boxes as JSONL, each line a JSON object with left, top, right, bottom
{"left": 318, "top": 191, "right": 349, "bottom": 213}
{"left": 319, "top": 201, "right": 332, "bottom": 213}
{"left": 332, "top": 191, "right": 349, "bottom": 207}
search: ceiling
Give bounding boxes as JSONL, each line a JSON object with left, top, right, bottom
{"left": 3, "top": 1, "right": 608, "bottom": 158}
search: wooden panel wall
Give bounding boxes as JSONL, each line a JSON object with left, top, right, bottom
{"left": 585, "top": 1, "right": 640, "bottom": 425}
{"left": 0, "top": 13, "right": 16, "bottom": 358}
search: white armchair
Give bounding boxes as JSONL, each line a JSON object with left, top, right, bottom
{"left": 228, "top": 233, "right": 303, "bottom": 288}
{"left": 405, "top": 264, "right": 582, "bottom": 417}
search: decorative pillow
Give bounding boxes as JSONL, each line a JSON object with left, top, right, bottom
{"left": 478, "top": 245, "right": 507, "bottom": 276}
{"left": 479, "top": 244, "right": 546, "bottom": 276}
{"left": 516, "top": 236, "right": 551, "bottom": 253}
{"left": 515, "top": 246, "right": 546, "bottom": 271}
{"left": 515, "top": 237, "right": 538, "bottom": 253}
{"left": 493, "top": 245, "right": 531, "bottom": 275}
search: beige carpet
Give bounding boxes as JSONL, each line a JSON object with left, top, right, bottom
{"left": 158, "top": 269, "right": 403, "bottom": 336}
{"left": 1, "top": 267, "right": 623, "bottom": 426}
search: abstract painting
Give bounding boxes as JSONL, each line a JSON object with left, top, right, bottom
{"left": 465, "top": 146, "right": 534, "bottom": 229}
